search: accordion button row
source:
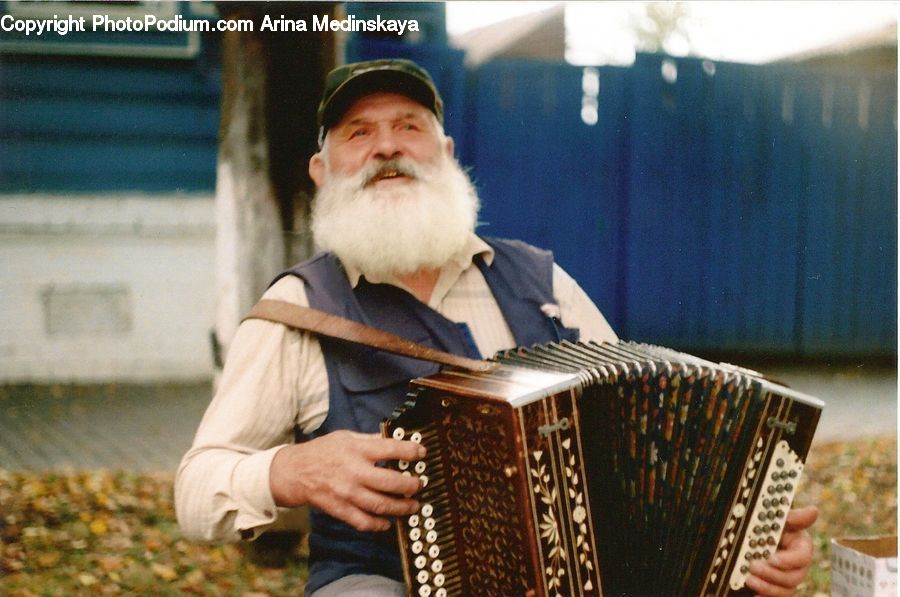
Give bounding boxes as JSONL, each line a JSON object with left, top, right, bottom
{"left": 417, "top": 570, "right": 446, "bottom": 586}
{"left": 415, "top": 556, "right": 444, "bottom": 572}
{"left": 393, "top": 427, "right": 423, "bottom": 443}
{"left": 391, "top": 424, "right": 453, "bottom": 597}
{"left": 729, "top": 440, "right": 805, "bottom": 590}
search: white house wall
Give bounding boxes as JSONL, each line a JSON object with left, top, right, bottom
{"left": 0, "top": 195, "right": 215, "bottom": 382}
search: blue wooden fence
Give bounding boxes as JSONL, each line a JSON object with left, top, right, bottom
{"left": 465, "top": 55, "right": 896, "bottom": 357}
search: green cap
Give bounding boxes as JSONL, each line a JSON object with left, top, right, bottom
{"left": 317, "top": 58, "right": 444, "bottom": 145}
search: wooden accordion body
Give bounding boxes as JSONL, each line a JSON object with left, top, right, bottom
{"left": 381, "top": 341, "right": 823, "bottom": 597}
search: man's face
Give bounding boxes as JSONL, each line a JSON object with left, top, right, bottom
{"left": 309, "top": 92, "right": 453, "bottom": 188}
{"left": 308, "top": 92, "right": 479, "bottom": 280}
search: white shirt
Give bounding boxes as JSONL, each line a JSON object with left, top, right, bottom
{"left": 175, "top": 235, "right": 617, "bottom": 541}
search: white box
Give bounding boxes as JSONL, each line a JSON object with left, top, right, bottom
{"left": 831, "top": 536, "right": 898, "bottom": 597}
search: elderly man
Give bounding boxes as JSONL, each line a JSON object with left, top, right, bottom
{"left": 175, "top": 59, "right": 817, "bottom": 597}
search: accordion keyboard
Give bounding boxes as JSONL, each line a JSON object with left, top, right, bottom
{"left": 392, "top": 423, "right": 461, "bottom": 597}
{"left": 728, "top": 439, "right": 804, "bottom": 590}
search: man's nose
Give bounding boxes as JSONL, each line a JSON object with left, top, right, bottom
{"left": 371, "top": 128, "right": 403, "bottom": 160}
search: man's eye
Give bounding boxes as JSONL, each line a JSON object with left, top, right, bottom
{"left": 349, "top": 129, "right": 368, "bottom": 138}
{"left": 401, "top": 123, "right": 419, "bottom": 131}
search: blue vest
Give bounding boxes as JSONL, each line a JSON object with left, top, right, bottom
{"left": 275, "top": 237, "right": 579, "bottom": 595}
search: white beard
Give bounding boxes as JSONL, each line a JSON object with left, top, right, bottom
{"left": 311, "top": 152, "right": 480, "bottom": 280}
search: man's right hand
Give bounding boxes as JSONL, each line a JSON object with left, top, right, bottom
{"left": 269, "top": 430, "right": 425, "bottom": 532}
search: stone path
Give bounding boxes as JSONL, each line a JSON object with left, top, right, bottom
{"left": 0, "top": 383, "right": 211, "bottom": 472}
{"left": 0, "top": 363, "right": 895, "bottom": 472}
{"left": 763, "top": 363, "right": 897, "bottom": 443}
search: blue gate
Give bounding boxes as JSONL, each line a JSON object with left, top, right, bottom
{"left": 463, "top": 55, "right": 897, "bottom": 357}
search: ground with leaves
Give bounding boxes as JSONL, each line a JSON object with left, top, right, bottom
{"left": 1, "top": 436, "right": 895, "bottom": 595}
{"left": 0, "top": 470, "right": 308, "bottom": 595}
{"left": 798, "top": 436, "right": 897, "bottom": 595}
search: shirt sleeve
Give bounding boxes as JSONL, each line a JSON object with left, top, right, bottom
{"left": 552, "top": 263, "right": 619, "bottom": 343}
{"left": 174, "top": 275, "right": 329, "bottom": 542}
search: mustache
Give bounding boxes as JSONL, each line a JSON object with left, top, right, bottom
{"left": 363, "top": 158, "right": 420, "bottom": 187}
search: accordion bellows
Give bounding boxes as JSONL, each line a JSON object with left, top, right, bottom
{"left": 382, "top": 341, "right": 824, "bottom": 597}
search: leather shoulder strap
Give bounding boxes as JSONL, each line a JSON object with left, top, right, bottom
{"left": 243, "top": 299, "right": 495, "bottom": 373}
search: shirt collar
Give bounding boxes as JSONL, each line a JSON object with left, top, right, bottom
{"left": 342, "top": 232, "right": 494, "bottom": 288}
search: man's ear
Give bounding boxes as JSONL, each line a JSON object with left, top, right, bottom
{"left": 309, "top": 153, "right": 325, "bottom": 187}
{"left": 443, "top": 135, "right": 455, "bottom": 158}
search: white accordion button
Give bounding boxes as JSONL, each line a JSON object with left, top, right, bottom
{"left": 435, "top": 589, "right": 447, "bottom": 597}
{"left": 424, "top": 518, "right": 436, "bottom": 530}
{"left": 419, "top": 475, "right": 429, "bottom": 487}
{"left": 409, "top": 528, "right": 421, "bottom": 541}
{"left": 415, "top": 461, "right": 427, "bottom": 474}
{"left": 428, "top": 544, "right": 440, "bottom": 558}
{"left": 393, "top": 428, "right": 405, "bottom": 440}
{"left": 411, "top": 431, "right": 423, "bottom": 443}
{"left": 434, "top": 573, "right": 445, "bottom": 587}
{"left": 412, "top": 541, "right": 424, "bottom": 554}
{"left": 408, "top": 514, "right": 420, "bottom": 527}
{"left": 418, "top": 585, "right": 431, "bottom": 597}
{"left": 431, "top": 559, "right": 443, "bottom": 573}
{"left": 415, "top": 555, "right": 427, "bottom": 569}
{"left": 421, "top": 504, "right": 434, "bottom": 517}
{"left": 417, "top": 570, "right": 429, "bottom": 584}
{"left": 426, "top": 530, "right": 438, "bottom": 543}
{"left": 398, "top": 460, "right": 409, "bottom": 470}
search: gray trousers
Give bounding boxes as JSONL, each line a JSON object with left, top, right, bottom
{"left": 310, "top": 574, "right": 406, "bottom": 597}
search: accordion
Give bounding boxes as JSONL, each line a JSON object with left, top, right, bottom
{"left": 381, "top": 340, "right": 823, "bottom": 597}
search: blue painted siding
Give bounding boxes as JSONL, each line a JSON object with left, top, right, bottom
{"left": 0, "top": 51, "right": 221, "bottom": 192}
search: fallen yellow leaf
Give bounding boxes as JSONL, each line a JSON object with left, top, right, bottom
{"left": 184, "top": 568, "right": 205, "bottom": 584}
{"left": 89, "top": 519, "right": 108, "bottom": 535}
{"left": 151, "top": 562, "right": 178, "bottom": 582}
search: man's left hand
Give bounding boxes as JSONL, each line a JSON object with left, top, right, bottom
{"left": 744, "top": 505, "right": 819, "bottom": 596}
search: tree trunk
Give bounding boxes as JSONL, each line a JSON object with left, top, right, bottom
{"left": 213, "top": 28, "right": 284, "bottom": 366}
{"left": 212, "top": 4, "right": 336, "bottom": 370}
